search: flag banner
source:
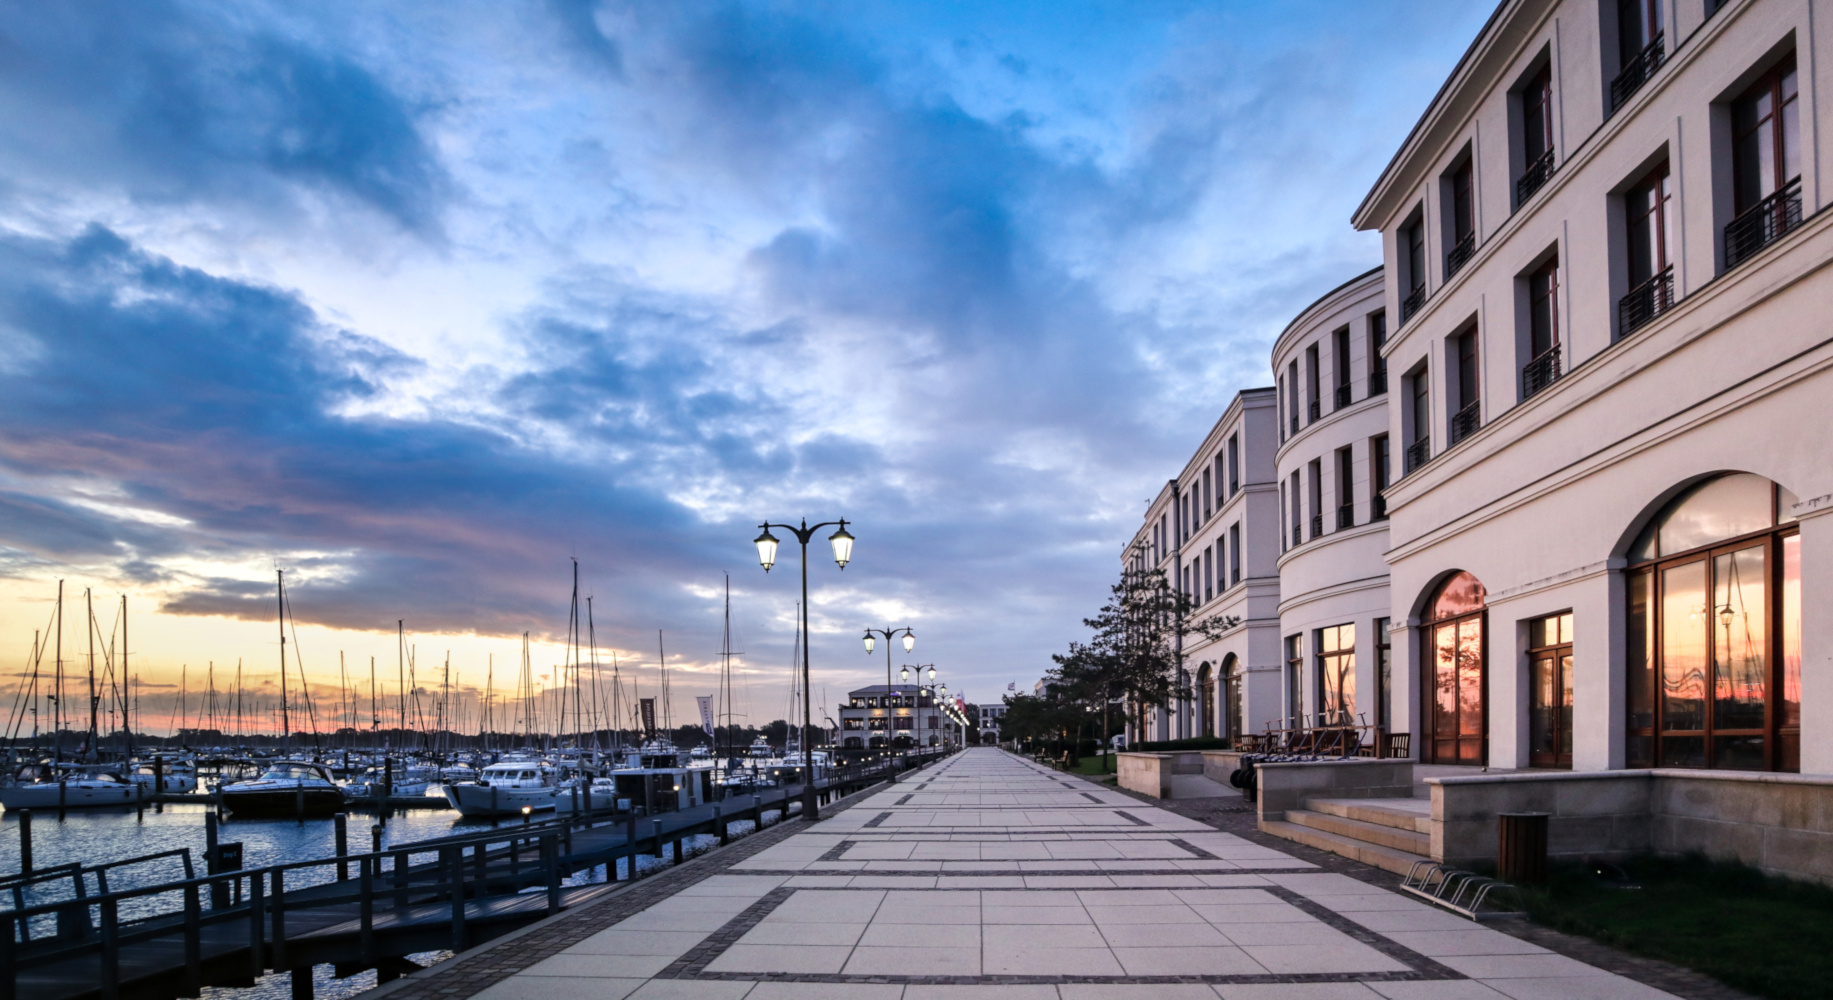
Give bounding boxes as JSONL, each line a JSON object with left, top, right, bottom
{"left": 696, "top": 695, "right": 716, "bottom": 739}
{"left": 1007, "top": 682, "right": 1016, "bottom": 691}
{"left": 639, "top": 697, "right": 657, "bottom": 738}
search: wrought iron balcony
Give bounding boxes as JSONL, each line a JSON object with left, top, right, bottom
{"left": 1336, "top": 503, "right": 1354, "bottom": 530}
{"left": 1307, "top": 399, "right": 1321, "bottom": 423}
{"left": 1516, "top": 149, "right": 1556, "bottom": 206}
{"left": 1334, "top": 384, "right": 1352, "bottom": 410}
{"left": 1310, "top": 514, "right": 1324, "bottom": 539}
{"left": 1724, "top": 177, "right": 1802, "bottom": 270}
{"left": 1444, "top": 232, "right": 1476, "bottom": 279}
{"left": 1368, "top": 368, "right": 1388, "bottom": 396}
{"left": 1291, "top": 524, "right": 1302, "bottom": 547}
{"left": 1400, "top": 284, "right": 1427, "bottom": 323}
{"left": 1448, "top": 399, "right": 1482, "bottom": 445}
{"left": 1521, "top": 346, "right": 1563, "bottom": 399}
{"left": 1372, "top": 493, "right": 1388, "bottom": 520}
{"left": 1618, "top": 265, "right": 1674, "bottom": 338}
{"left": 1610, "top": 35, "right": 1665, "bottom": 112}
{"left": 1289, "top": 413, "right": 1299, "bottom": 437}
{"left": 1405, "top": 437, "right": 1430, "bottom": 474}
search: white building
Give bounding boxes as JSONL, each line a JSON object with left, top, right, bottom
{"left": 836, "top": 685, "right": 945, "bottom": 749}
{"left": 1128, "top": 0, "right": 1824, "bottom": 779}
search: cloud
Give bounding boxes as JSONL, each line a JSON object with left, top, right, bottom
{"left": 0, "top": 1, "right": 451, "bottom": 234}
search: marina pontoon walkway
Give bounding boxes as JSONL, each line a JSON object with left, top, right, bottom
{"left": 367, "top": 747, "right": 1691, "bottom": 1000}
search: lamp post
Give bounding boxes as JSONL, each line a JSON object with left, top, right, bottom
{"left": 754, "top": 517, "right": 855, "bottom": 822}
{"left": 905, "top": 664, "right": 934, "bottom": 749}
{"left": 863, "top": 627, "right": 915, "bottom": 781}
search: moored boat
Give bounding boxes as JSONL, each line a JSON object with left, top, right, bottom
{"left": 443, "top": 761, "right": 559, "bottom": 817}
{"left": 219, "top": 761, "right": 345, "bottom": 818}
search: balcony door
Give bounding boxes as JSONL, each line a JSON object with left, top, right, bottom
{"left": 1425, "top": 571, "right": 1488, "bottom": 765}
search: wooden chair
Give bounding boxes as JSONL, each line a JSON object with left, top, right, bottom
{"left": 1384, "top": 732, "right": 1411, "bottom": 759}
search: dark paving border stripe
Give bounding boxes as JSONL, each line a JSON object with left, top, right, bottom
{"left": 1081, "top": 791, "right": 1103, "bottom": 803}
{"left": 894, "top": 794, "right": 913, "bottom": 805}
{"left": 1168, "top": 838, "right": 1220, "bottom": 860}
{"left": 654, "top": 882, "right": 1464, "bottom": 985}
{"left": 1111, "top": 810, "right": 1152, "bottom": 826}
{"left": 861, "top": 811, "right": 894, "bottom": 828}
{"left": 815, "top": 839, "right": 856, "bottom": 862}
{"left": 729, "top": 868, "right": 1314, "bottom": 877}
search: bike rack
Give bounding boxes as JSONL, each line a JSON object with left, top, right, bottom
{"left": 1400, "top": 860, "right": 1524, "bottom": 920}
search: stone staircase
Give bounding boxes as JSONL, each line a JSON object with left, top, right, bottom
{"left": 1260, "top": 796, "right": 1432, "bottom": 875}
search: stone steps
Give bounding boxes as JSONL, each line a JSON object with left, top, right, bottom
{"left": 1260, "top": 817, "right": 1429, "bottom": 876}
{"left": 1284, "top": 808, "right": 1430, "bottom": 855}
{"left": 1305, "top": 796, "right": 1432, "bottom": 834}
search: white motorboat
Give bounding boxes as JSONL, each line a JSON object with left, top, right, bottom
{"left": 219, "top": 761, "right": 344, "bottom": 818}
{"left": 127, "top": 758, "right": 198, "bottom": 794}
{"left": 443, "top": 761, "right": 559, "bottom": 817}
{"left": 0, "top": 764, "right": 145, "bottom": 811}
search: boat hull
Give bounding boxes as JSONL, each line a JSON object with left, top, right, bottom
{"left": 443, "top": 783, "right": 558, "bottom": 817}
{"left": 0, "top": 782, "right": 144, "bottom": 811}
{"left": 220, "top": 787, "right": 346, "bottom": 818}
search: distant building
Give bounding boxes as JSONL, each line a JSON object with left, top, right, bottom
{"left": 977, "top": 702, "right": 1005, "bottom": 743}
{"left": 835, "top": 684, "right": 945, "bottom": 748}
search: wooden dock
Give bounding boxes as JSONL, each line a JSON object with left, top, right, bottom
{"left": 1, "top": 752, "right": 947, "bottom": 1000}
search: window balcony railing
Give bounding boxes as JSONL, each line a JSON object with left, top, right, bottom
{"left": 1610, "top": 34, "right": 1666, "bottom": 112}
{"left": 1444, "top": 232, "right": 1476, "bottom": 279}
{"left": 1618, "top": 265, "right": 1675, "bottom": 339}
{"left": 1448, "top": 399, "right": 1482, "bottom": 445}
{"left": 1289, "top": 414, "right": 1299, "bottom": 436}
{"left": 1405, "top": 437, "right": 1430, "bottom": 474}
{"left": 1307, "top": 399, "right": 1321, "bottom": 423}
{"left": 1400, "top": 284, "right": 1427, "bottom": 323}
{"left": 1516, "top": 149, "right": 1557, "bottom": 206}
{"left": 1334, "top": 384, "right": 1352, "bottom": 410}
{"left": 1291, "top": 524, "right": 1302, "bottom": 547}
{"left": 1336, "top": 503, "right": 1354, "bottom": 530}
{"left": 1368, "top": 368, "right": 1388, "bottom": 396}
{"left": 1521, "top": 346, "right": 1563, "bottom": 399}
{"left": 1310, "top": 513, "right": 1324, "bottom": 539}
{"left": 1724, "top": 177, "right": 1802, "bottom": 270}
{"left": 1372, "top": 492, "right": 1388, "bottom": 520}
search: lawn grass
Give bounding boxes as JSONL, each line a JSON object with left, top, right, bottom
{"left": 1068, "top": 754, "right": 1114, "bottom": 775}
{"left": 1520, "top": 853, "right": 1833, "bottom": 1000}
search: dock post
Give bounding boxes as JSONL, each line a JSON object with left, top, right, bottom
{"left": 247, "top": 872, "right": 265, "bottom": 980}
{"left": 16, "top": 810, "right": 29, "bottom": 875}
{"left": 651, "top": 819, "right": 662, "bottom": 864}
{"left": 290, "top": 966, "right": 313, "bottom": 1000}
{"left": 2, "top": 913, "right": 17, "bottom": 1000}
{"left": 543, "top": 835, "right": 561, "bottom": 914}
{"left": 358, "top": 856, "right": 375, "bottom": 965}
{"left": 205, "top": 812, "right": 228, "bottom": 908}
{"left": 182, "top": 883, "right": 202, "bottom": 996}
{"left": 371, "top": 824, "right": 383, "bottom": 855}
{"left": 99, "top": 897, "right": 119, "bottom": 1000}
{"left": 271, "top": 867, "right": 287, "bottom": 970}
{"left": 334, "top": 814, "right": 348, "bottom": 881}
{"left": 715, "top": 804, "right": 726, "bottom": 846}
{"left": 447, "top": 846, "right": 466, "bottom": 951}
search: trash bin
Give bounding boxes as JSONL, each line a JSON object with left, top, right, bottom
{"left": 1497, "top": 812, "right": 1549, "bottom": 884}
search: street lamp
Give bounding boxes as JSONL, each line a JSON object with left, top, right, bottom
{"left": 863, "top": 626, "right": 915, "bottom": 780}
{"left": 753, "top": 517, "right": 853, "bottom": 822}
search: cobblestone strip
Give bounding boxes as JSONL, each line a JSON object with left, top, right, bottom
{"left": 364, "top": 785, "right": 882, "bottom": 1000}
{"left": 814, "top": 839, "right": 856, "bottom": 862}
{"left": 860, "top": 810, "right": 893, "bottom": 828}
{"left": 1166, "top": 837, "right": 1219, "bottom": 860}
{"left": 1091, "top": 768, "right": 1762, "bottom": 1000}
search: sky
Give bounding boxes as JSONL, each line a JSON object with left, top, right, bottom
{"left": 0, "top": 0, "right": 1491, "bottom": 738}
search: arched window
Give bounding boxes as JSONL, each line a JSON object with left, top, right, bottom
{"left": 1197, "top": 663, "right": 1216, "bottom": 738}
{"left": 1223, "top": 655, "right": 1243, "bottom": 744}
{"left": 1627, "top": 473, "right": 1801, "bottom": 771}
{"left": 1426, "top": 571, "right": 1487, "bottom": 764}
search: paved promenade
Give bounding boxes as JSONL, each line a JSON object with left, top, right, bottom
{"left": 375, "top": 748, "right": 1685, "bottom": 1000}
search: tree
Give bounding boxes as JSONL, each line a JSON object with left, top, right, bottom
{"left": 1054, "top": 565, "right": 1239, "bottom": 768}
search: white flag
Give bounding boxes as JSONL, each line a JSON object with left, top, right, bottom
{"left": 1007, "top": 682, "right": 1016, "bottom": 691}
{"left": 696, "top": 695, "right": 715, "bottom": 739}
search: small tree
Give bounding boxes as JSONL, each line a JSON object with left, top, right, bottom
{"left": 1055, "top": 565, "right": 1239, "bottom": 769}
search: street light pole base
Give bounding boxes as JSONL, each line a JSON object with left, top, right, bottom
{"left": 802, "top": 785, "right": 820, "bottom": 822}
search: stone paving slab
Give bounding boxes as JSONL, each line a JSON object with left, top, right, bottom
{"left": 364, "top": 749, "right": 1756, "bottom": 1000}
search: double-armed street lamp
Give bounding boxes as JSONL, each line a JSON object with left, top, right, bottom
{"left": 903, "top": 664, "right": 935, "bottom": 747}
{"left": 754, "top": 517, "right": 855, "bottom": 822}
{"left": 863, "top": 627, "right": 915, "bottom": 780}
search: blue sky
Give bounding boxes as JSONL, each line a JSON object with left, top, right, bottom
{"left": 0, "top": 1, "right": 1491, "bottom": 730}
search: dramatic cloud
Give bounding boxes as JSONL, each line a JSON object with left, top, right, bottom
{"left": 0, "top": 0, "right": 1489, "bottom": 724}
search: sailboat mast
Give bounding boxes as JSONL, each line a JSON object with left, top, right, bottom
{"left": 85, "top": 588, "right": 98, "bottom": 761}
{"left": 120, "top": 594, "right": 130, "bottom": 756}
{"left": 276, "top": 570, "right": 290, "bottom": 746}
{"left": 52, "top": 581, "right": 63, "bottom": 759}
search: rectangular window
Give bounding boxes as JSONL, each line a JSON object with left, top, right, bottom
{"left": 1229, "top": 522, "right": 1241, "bottom": 584}
{"left": 1371, "top": 435, "right": 1391, "bottom": 519}
{"left": 1285, "top": 634, "right": 1305, "bottom": 725}
{"left": 1524, "top": 254, "right": 1562, "bottom": 397}
{"left": 1406, "top": 368, "right": 1430, "bottom": 472}
{"left": 1287, "top": 361, "right": 1300, "bottom": 436}
{"left": 1333, "top": 326, "right": 1352, "bottom": 409}
{"left": 1782, "top": 533, "right": 1801, "bottom": 770}
{"left": 1451, "top": 328, "right": 1481, "bottom": 445}
{"left": 1277, "top": 375, "right": 1287, "bottom": 441}
{"left": 1317, "top": 623, "right": 1356, "bottom": 724}
{"left": 1627, "top": 569, "right": 1654, "bottom": 767}
{"left": 1279, "top": 481, "right": 1288, "bottom": 552}
{"left": 1726, "top": 56, "right": 1802, "bottom": 269}
{"left": 1405, "top": 218, "right": 1426, "bottom": 300}
{"left": 1611, "top": 0, "right": 1665, "bottom": 112}
{"left": 1307, "top": 458, "right": 1323, "bottom": 539}
{"left": 1445, "top": 156, "right": 1475, "bottom": 278}
{"left": 1289, "top": 471, "right": 1302, "bottom": 548}
{"left": 1336, "top": 446, "right": 1355, "bottom": 530}
{"left": 1528, "top": 611, "right": 1575, "bottom": 768}
{"left": 1621, "top": 161, "right": 1674, "bottom": 337}
{"left": 1214, "top": 454, "right": 1226, "bottom": 509}
{"left": 1517, "top": 63, "right": 1555, "bottom": 205}
{"left": 1368, "top": 311, "right": 1388, "bottom": 394}
{"left": 1375, "top": 618, "right": 1392, "bottom": 733}
{"left": 1227, "top": 434, "right": 1240, "bottom": 494}
{"left": 1203, "top": 468, "right": 1212, "bottom": 520}
{"left": 1203, "top": 545, "right": 1213, "bottom": 602}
